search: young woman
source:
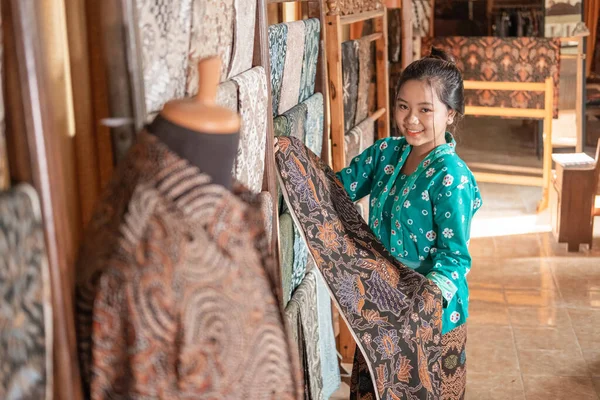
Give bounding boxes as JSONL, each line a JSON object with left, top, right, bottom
{"left": 336, "top": 47, "right": 482, "bottom": 398}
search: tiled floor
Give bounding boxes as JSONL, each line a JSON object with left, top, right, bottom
{"left": 465, "top": 183, "right": 600, "bottom": 400}
{"left": 332, "top": 182, "right": 600, "bottom": 399}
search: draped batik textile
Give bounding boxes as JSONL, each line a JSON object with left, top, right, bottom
{"left": 216, "top": 80, "right": 239, "bottom": 112}
{"left": 315, "top": 268, "right": 342, "bottom": 398}
{"left": 75, "top": 132, "right": 302, "bottom": 400}
{"left": 280, "top": 212, "right": 295, "bottom": 305}
{"left": 279, "top": 21, "right": 306, "bottom": 115}
{"left": 283, "top": 102, "right": 309, "bottom": 142}
{"left": 342, "top": 40, "right": 359, "bottom": 133}
{"left": 292, "top": 225, "right": 309, "bottom": 294}
{"left": 388, "top": 9, "right": 402, "bottom": 64}
{"left": 345, "top": 116, "right": 376, "bottom": 162}
{"left": 231, "top": 67, "right": 268, "bottom": 193}
{"left": 258, "top": 191, "right": 274, "bottom": 247}
{"left": 0, "top": 185, "right": 53, "bottom": 400}
{"left": 299, "top": 18, "right": 321, "bottom": 104}
{"left": 286, "top": 269, "right": 323, "bottom": 400}
{"left": 302, "top": 93, "right": 324, "bottom": 157}
{"left": 136, "top": 0, "right": 192, "bottom": 113}
{"left": 412, "top": 0, "right": 432, "bottom": 36}
{"left": 356, "top": 38, "right": 373, "bottom": 123}
{"left": 422, "top": 37, "right": 561, "bottom": 117}
{"left": 186, "top": 0, "right": 234, "bottom": 94}
{"left": 228, "top": 0, "right": 257, "bottom": 78}
{"left": 269, "top": 24, "right": 288, "bottom": 117}
{"left": 275, "top": 137, "right": 444, "bottom": 400}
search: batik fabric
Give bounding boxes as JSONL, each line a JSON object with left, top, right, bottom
{"left": 275, "top": 136, "right": 444, "bottom": 400}
{"left": 76, "top": 132, "right": 302, "bottom": 400}
{"left": 0, "top": 185, "right": 53, "bottom": 400}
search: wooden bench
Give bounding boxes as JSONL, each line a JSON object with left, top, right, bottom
{"left": 550, "top": 140, "right": 600, "bottom": 251}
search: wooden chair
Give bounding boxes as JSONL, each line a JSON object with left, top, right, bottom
{"left": 550, "top": 139, "right": 600, "bottom": 251}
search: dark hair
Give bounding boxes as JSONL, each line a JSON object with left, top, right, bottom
{"left": 395, "top": 47, "right": 465, "bottom": 116}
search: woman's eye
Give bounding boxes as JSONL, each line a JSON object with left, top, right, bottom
{"left": 421, "top": 108, "right": 432, "bottom": 113}
{"left": 398, "top": 104, "right": 408, "bottom": 110}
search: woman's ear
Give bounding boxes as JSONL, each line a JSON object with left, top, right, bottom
{"left": 447, "top": 110, "right": 456, "bottom": 125}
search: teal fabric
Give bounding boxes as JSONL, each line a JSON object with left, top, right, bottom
{"left": 282, "top": 102, "right": 308, "bottom": 142}
{"left": 302, "top": 93, "right": 324, "bottom": 157}
{"left": 336, "top": 133, "right": 483, "bottom": 334}
{"left": 291, "top": 226, "right": 308, "bottom": 293}
{"left": 273, "top": 114, "right": 291, "bottom": 137}
{"left": 299, "top": 18, "right": 321, "bottom": 103}
{"left": 268, "top": 24, "right": 288, "bottom": 117}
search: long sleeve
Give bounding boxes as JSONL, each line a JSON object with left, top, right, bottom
{"left": 335, "top": 140, "right": 381, "bottom": 201}
{"left": 426, "top": 173, "right": 482, "bottom": 318}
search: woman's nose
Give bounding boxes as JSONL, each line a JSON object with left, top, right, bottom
{"left": 405, "top": 113, "right": 419, "bottom": 125}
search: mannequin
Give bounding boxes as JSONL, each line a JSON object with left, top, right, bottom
{"left": 148, "top": 56, "right": 240, "bottom": 189}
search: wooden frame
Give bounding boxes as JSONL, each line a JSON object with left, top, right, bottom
{"left": 325, "top": 1, "right": 391, "bottom": 172}
{"left": 463, "top": 77, "right": 554, "bottom": 211}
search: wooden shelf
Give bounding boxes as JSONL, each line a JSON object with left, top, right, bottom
{"left": 340, "top": 9, "right": 385, "bottom": 25}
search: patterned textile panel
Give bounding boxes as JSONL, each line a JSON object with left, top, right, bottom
{"left": 422, "top": 36, "right": 561, "bottom": 118}
{"left": 345, "top": 129, "right": 362, "bottom": 161}
{"left": 0, "top": 184, "right": 53, "bottom": 399}
{"left": 280, "top": 212, "right": 295, "bottom": 305}
{"left": 231, "top": 67, "right": 268, "bottom": 193}
{"left": 228, "top": 0, "right": 257, "bottom": 78}
{"left": 303, "top": 93, "right": 324, "bottom": 157}
{"left": 274, "top": 114, "right": 292, "bottom": 137}
{"left": 315, "top": 265, "right": 342, "bottom": 398}
{"left": 283, "top": 102, "right": 309, "bottom": 142}
{"left": 269, "top": 24, "right": 289, "bottom": 117}
{"left": 186, "top": 0, "right": 234, "bottom": 94}
{"left": 136, "top": 0, "right": 193, "bottom": 113}
{"left": 342, "top": 40, "right": 359, "bottom": 133}
{"left": 299, "top": 19, "right": 321, "bottom": 104}
{"left": 279, "top": 21, "right": 306, "bottom": 115}
{"left": 275, "top": 136, "right": 444, "bottom": 400}
{"left": 287, "top": 269, "right": 323, "bottom": 400}
{"left": 216, "top": 80, "right": 238, "bottom": 112}
{"left": 258, "top": 191, "right": 274, "bottom": 247}
{"left": 412, "top": 0, "right": 433, "bottom": 37}
{"left": 356, "top": 38, "right": 374, "bottom": 124}
{"left": 345, "top": 116, "right": 376, "bottom": 162}
{"left": 333, "top": 0, "right": 383, "bottom": 16}
{"left": 291, "top": 226, "right": 309, "bottom": 295}
{"left": 388, "top": 9, "right": 402, "bottom": 64}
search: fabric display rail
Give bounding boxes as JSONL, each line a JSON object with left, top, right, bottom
{"left": 267, "top": 7, "right": 343, "bottom": 398}
{"left": 275, "top": 136, "right": 445, "bottom": 400}
{"left": 326, "top": 0, "right": 391, "bottom": 173}
{"left": 422, "top": 36, "right": 560, "bottom": 211}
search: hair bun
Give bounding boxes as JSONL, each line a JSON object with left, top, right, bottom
{"left": 428, "top": 47, "right": 455, "bottom": 64}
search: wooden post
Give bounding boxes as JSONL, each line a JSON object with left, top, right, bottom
{"left": 374, "top": 12, "right": 390, "bottom": 140}
{"left": 326, "top": 11, "right": 346, "bottom": 171}
{"left": 401, "top": 0, "right": 412, "bottom": 69}
{"left": 537, "top": 77, "right": 554, "bottom": 212}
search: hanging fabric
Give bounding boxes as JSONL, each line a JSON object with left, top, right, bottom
{"left": 315, "top": 267, "right": 342, "bottom": 398}
{"left": 269, "top": 24, "right": 289, "bottom": 117}
{"left": 0, "top": 185, "right": 53, "bottom": 400}
{"left": 275, "top": 114, "right": 292, "bottom": 137}
{"left": 299, "top": 19, "right": 321, "bottom": 104}
{"left": 279, "top": 21, "right": 307, "bottom": 115}
{"left": 228, "top": 0, "right": 257, "bottom": 78}
{"left": 345, "top": 116, "right": 375, "bottom": 162}
{"left": 286, "top": 269, "right": 323, "bottom": 400}
{"left": 136, "top": 0, "right": 193, "bottom": 113}
{"left": 258, "top": 191, "right": 274, "bottom": 247}
{"left": 412, "top": 0, "right": 432, "bottom": 37}
{"left": 275, "top": 136, "right": 444, "bottom": 400}
{"left": 388, "top": 9, "right": 402, "bottom": 64}
{"left": 292, "top": 225, "right": 309, "bottom": 294}
{"left": 345, "top": 129, "right": 362, "bottom": 161}
{"left": 302, "top": 93, "right": 324, "bottom": 157}
{"left": 185, "top": 0, "right": 234, "bottom": 95}
{"left": 342, "top": 40, "right": 359, "bottom": 133}
{"left": 75, "top": 132, "right": 302, "bottom": 399}
{"left": 356, "top": 38, "right": 373, "bottom": 123}
{"left": 280, "top": 211, "right": 295, "bottom": 305}
{"left": 216, "top": 80, "right": 239, "bottom": 112}
{"left": 231, "top": 67, "right": 268, "bottom": 193}
{"left": 283, "top": 102, "right": 309, "bottom": 141}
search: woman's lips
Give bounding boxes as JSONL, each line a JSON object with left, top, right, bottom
{"left": 405, "top": 128, "right": 424, "bottom": 137}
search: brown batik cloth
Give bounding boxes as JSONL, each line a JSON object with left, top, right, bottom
{"left": 422, "top": 36, "right": 561, "bottom": 118}
{"left": 75, "top": 132, "right": 302, "bottom": 400}
{"left": 351, "top": 324, "right": 467, "bottom": 400}
{"left": 275, "top": 136, "right": 444, "bottom": 400}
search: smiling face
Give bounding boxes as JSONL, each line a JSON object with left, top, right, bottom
{"left": 395, "top": 79, "right": 456, "bottom": 153}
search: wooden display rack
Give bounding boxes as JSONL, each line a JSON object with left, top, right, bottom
{"left": 324, "top": 0, "right": 391, "bottom": 172}
{"left": 463, "top": 78, "right": 555, "bottom": 211}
